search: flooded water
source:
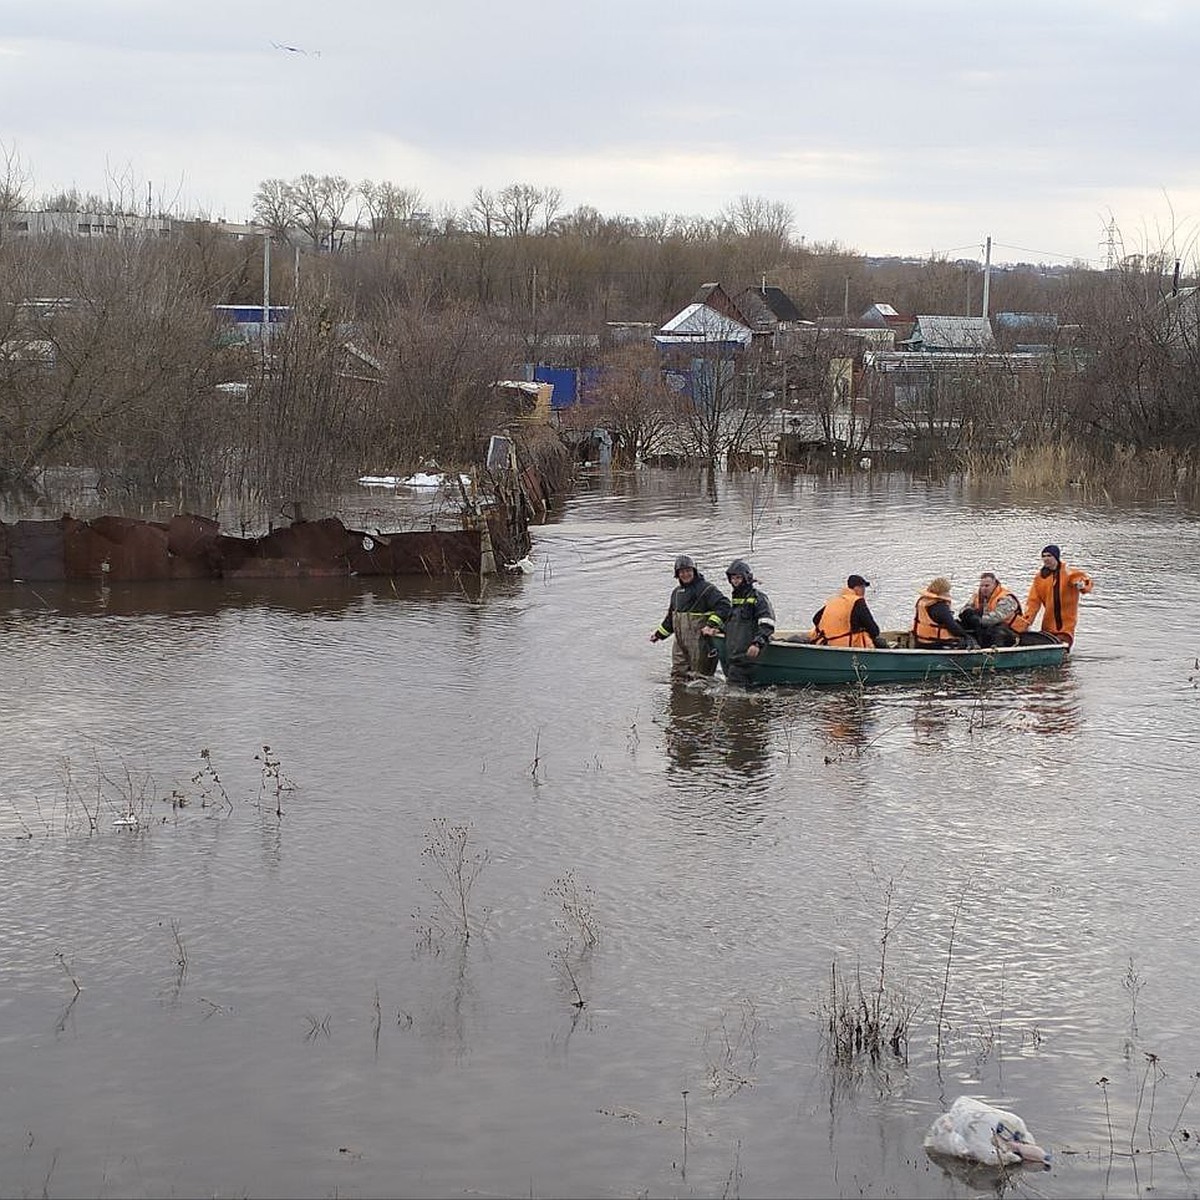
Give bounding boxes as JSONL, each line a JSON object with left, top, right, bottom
{"left": 2, "top": 468, "right": 1199, "bottom": 1199}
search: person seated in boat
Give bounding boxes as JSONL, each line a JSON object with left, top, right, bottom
{"left": 1011, "top": 543, "right": 1093, "bottom": 647}
{"left": 913, "top": 577, "right": 978, "bottom": 649}
{"left": 957, "top": 571, "right": 1021, "bottom": 648}
{"left": 707, "top": 558, "right": 775, "bottom": 686}
{"left": 810, "top": 574, "right": 890, "bottom": 649}
{"left": 650, "top": 554, "right": 733, "bottom": 678}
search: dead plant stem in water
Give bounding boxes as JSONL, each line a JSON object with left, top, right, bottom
{"left": 529, "top": 729, "right": 544, "bottom": 783}
{"left": 168, "top": 919, "right": 188, "bottom": 972}
{"left": 551, "top": 949, "right": 586, "bottom": 1008}
{"left": 1132, "top": 1052, "right": 1164, "bottom": 1156}
{"left": 54, "top": 950, "right": 81, "bottom": 996}
{"left": 935, "top": 888, "right": 966, "bottom": 1067}
{"left": 681, "top": 1089, "right": 689, "bottom": 1181}
{"left": 255, "top": 744, "right": 295, "bottom": 817}
{"left": 823, "top": 872, "right": 915, "bottom": 1065}
{"left": 1098, "top": 1076, "right": 1116, "bottom": 1155}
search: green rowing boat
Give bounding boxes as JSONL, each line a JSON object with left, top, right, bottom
{"left": 713, "top": 630, "right": 1069, "bottom": 686}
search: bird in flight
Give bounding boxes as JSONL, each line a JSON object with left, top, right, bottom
{"left": 271, "top": 41, "right": 321, "bottom": 57}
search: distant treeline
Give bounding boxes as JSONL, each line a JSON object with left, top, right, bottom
{"left": 0, "top": 184, "right": 1198, "bottom": 506}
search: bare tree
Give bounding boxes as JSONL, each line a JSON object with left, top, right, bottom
{"left": 721, "top": 194, "right": 794, "bottom": 245}
{"left": 664, "top": 334, "right": 776, "bottom": 472}
{"left": 0, "top": 141, "right": 31, "bottom": 245}
{"left": 289, "top": 174, "right": 355, "bottom": 250}
{"left": 101, "top": 160, "right": 147, "bottom": 216}
{"left": 497, "top": 183, "right": 543, "bottom": 237}
{"left": 322, "top": 175, "right": 358, "bottom": 248}
{"left": 540, "top": 187, "right": 563, "bottom": 234}
{"left": 0, "top": 239, "right": 220, "bottom": 488}
{"left": 358, "top": 180, "right": 425, "bottom": 240}
{"left": 465, "top": 187, "right": 500, "bottom": 238}
{"left": 362, "top": 294, "right": 512, "bottom": 468}
{"left": 586, "top": 343, "right": 676, "bottom": 466}
{"left": 777, "top": 327, "right": 880, "bottom": 457}
{"left": 252, "top": 179, "right": 297, "bottom": 241}
{"left": 234, "top": 287, "right": 370, "bottom": 502}
{"left": 1067, "top": 253, "right": 1200, "bottom": 450}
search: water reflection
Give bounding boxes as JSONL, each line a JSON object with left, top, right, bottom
{"left": 910, "top": 689, "right": 961, "bottom": 751}
{"left": 417, "top": 940, "right": 478, "bottom": 1065}
{"left": 903, "top": 667, "right": 1084, "bottom": 750}
{"left": 7, "top": 469, "right": 1200, "bottom": 1199}
{"left": 924, "top": 1148, "right": 1031, "bottom": 1195}
{"left": 811, "top": 689, "right": 884, "bottom": 759}
{"left": 662, "top": 682, "right": 773, "bottom": 786}
{"left": 1018, "top": 670, "right": 1083, "bottom": 735}
{"left": 0, "top": 574, "right": 493, "bottom": 619}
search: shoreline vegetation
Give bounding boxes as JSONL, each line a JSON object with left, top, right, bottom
{"left": 1, "top": 185, "right": 1197, "bottom": 516}
{"left": 967, "top": 442, "right": 1200, "bottom": 506}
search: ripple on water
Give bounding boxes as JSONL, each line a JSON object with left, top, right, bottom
{"left": 3, "top": 472, "right": 1200, "bottom": 1198}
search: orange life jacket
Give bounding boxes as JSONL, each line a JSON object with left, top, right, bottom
{"left": 966, "top": 582, "right": 1021, "bottom": 627}
{"left": 812, "top": 588, "right": 873, "bottom": 648}
{"left": 913, "top": 591, "right": 957, "bottom": 644}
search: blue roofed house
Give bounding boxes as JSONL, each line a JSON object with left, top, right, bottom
{"left": 993, "top": 311, "right": 1059, "bottom": 351}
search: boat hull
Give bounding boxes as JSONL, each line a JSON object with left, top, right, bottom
{"left": 715, "top": 631, "right": 1068, "bottom": 686}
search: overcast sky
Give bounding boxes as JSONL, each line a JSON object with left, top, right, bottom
{"left": 4, "top": 0, "right": 1199, "bottom": 268}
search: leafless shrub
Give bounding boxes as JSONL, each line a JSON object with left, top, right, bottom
{"left": 820, "top": 874, "right": 917, "bottom": 1068}
{"left": 191, "top": 747, "right": 232, "bottom": 813}
{"left": 546, "top": 871, "right": 600, "bottom": 951}
{"left": 254, "top": 744, "right": 295, "bottom": 818}
{"left": 413, "top": 817, "right": 490, "bottom": 946}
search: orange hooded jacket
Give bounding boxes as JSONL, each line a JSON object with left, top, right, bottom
{"left": 1014, "top": 561, "right": 1092, "bottom": 642}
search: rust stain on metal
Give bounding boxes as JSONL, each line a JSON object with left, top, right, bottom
{"left": 0, "top": 514, "right": 485, "bottom": 583}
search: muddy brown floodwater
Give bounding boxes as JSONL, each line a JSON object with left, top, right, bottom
{"left": 2, "top": 468, "right": 1199, "bottom": 1198}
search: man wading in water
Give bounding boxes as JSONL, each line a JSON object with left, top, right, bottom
{"left": 709, "top": 559, "right": 776, "bottom": 687}
{"left": 650, "top": 555, "right": 732, "bottom": 678}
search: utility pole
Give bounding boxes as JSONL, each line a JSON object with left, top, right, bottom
{"left": 982, "top": 235, "right": 992, "bottom": 320}
{"left": 261, "top": 231, "right": 272, "bottom": 365}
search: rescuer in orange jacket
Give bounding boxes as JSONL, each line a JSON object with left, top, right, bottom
{"left": 913, "top": 577, "right": 976, "bottom": 648}
{"left": 811, "top": 574, "right": 889, "bottom": 648}
{"left": 1012, "top": 544, "right": 1093, "bottom": 647}
{"left": 957, "top": 571, "right": 1022, "bottom": 647}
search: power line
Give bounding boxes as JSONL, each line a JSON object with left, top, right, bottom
{"left": 991, "top": 241, "right": 1100, "bottom": 266}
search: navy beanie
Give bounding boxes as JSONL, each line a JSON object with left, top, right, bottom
{"left": 1041, "top": 544, "right": 1061, "bottom": 561}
